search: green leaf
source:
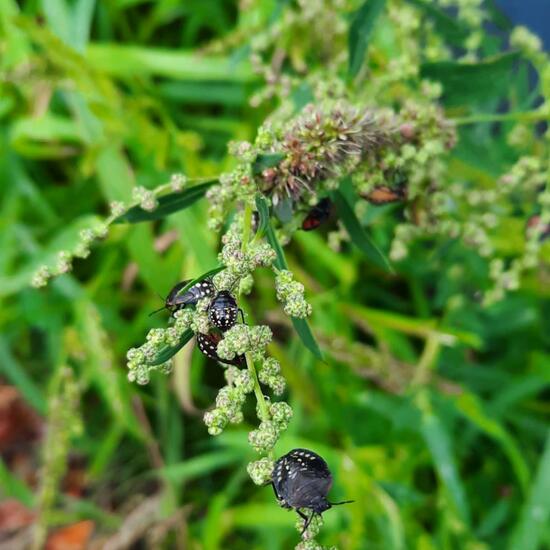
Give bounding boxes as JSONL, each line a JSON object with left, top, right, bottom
{"left": 86, "top": 43, "right": 256, "bottom": 82}
{"left": 331, "top": 188, "right": 392, "bottom": 272}
{"left": 407, "top": 0, "right": 468, "bottom": 45}
{"left": 254, "top": 194, "right": 270, "bottom": 238}
{"left": 348, "top": 0, "right": 386, "bottom": 78}
{"left": 509, "top": 431, "right": 550, "bottom": 550}
{"left": 114, "top": 181, "right": 215, "bottom": 223}
{"left": 420, "top": 51, "right": 520, "bottom": 107}
{"left": 419, "top": 398, "right": 471, "bottom": 525}
{"left": 260, "top": 197, "right": 323, "bottom": 361}
{"left": 0, "top": 457, "right": 34, "bottom": 507}
{"left": 290, "top": 317, "right": 323, "bottom": 361}
{"left": 252, "top": 153, "right": 285, "bottom": 175}
{"left": 263, "top": 215, "right": 287, "bottom": 272}
{"left": 148, "top": 329, "right": 194, "bottom": 366}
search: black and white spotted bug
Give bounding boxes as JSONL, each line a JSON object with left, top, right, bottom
{"left": 196, "top": 331, "right": 244, "bottom": 366}
{"left": 150, "top": 278, "right": 215, "bottom": 316}
{"left": 207, "top": 290, "right": 243, "bottom": 332}
{"left": 270, "top": 448, "right": 353, "bottom": 534}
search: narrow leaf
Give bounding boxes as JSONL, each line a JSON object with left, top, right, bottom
{"left": 290, "top": 317, "right": 323, "bottom": 361}
{"left": 254, "top": 194, "right": 270, "bottom": 238}
{"left": 420, "top": 401, "right": 471, "bottom": 525}
{"left": 115, "top": 181, "right": 216, "bottom": 224}
{"left": 407, "top": 0, "right": 468, "bottom": 45}
{"left": 348, "top": 0, "right": 386, "bottom": 77}
{"left": 332, "top": 189, "right": 392, "bottom": 272}
{"left": 148, "top": 329, "right": 194, "bottom": 366}
{"left": 509, "top": 431, "right": 550, "bottom": 550}
{"left": 420, "top": 51, "right": 520, "bottom": 107}
{"left": 252, "top": 153, "right": 285, "bottom": 175}
{"left": 260, "top": 199, "right": 323, "bottom": 361}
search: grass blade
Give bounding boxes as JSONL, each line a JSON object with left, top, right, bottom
{"left": 348, "top": 0, "right": 386, "bottom": 77}
{"left": 508, "top": 431, "right": 550, "bottom": 550}
{"left": 260, "top": 197, "right": 323, "bottom": 361}
{"left": 332, "top": 189, "right": 392, "bottom": 272}
{"left": 147, "top": 329, "right": 194, "bottom": 366}
{"left": 254, "top": 193, "right": 270, "bottom": 239}
{"left": 114, "top": 181, "right": 216, "bottom": 223}
{"left": 419, "top": 394, "right": 471, "bottom": 525}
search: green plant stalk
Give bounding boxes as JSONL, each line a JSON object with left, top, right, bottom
{"left": 241, "top": 202, "right": 272, "bottom": 429}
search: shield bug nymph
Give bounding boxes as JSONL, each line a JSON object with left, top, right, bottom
{"left": 207, "top": 290, "right": 244, "bottom": 332}
{"left": 270, "top": 448, "right": 353, "bottom": 535}
{"left": 196, "top": 331, "right": 244, "bottom": 366}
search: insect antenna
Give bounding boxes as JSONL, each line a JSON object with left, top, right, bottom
{"left": 328, "top": 499, "right": 354, "bottom": 506}
{"left": 148, "top": 305, "right": 167, "bottom": 317}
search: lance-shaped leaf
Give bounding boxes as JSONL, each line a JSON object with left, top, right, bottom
{"left": 348, "top": 0, "right": 386, "bottom": 78}
{"left": 114, "top": 180, "right": 216, "bottom": 223}
{"left": 420, "top": 51, "right": 520, "bottom": 107}
{"left": 254, "top": 194, "right": 270, "bottom": 239}
{"left": 147, "top": 329, "right": 195, "bottom": 366}
{"left": 258, "top": 196, "right": 323, "bottom": 361}
{"left": 331, "top": 188, "right": 392, "bottom": 272}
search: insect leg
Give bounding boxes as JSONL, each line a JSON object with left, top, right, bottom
{"left": 297, "top": 509, "right": 312, "bottom": 535}
{"left": 238, "top": 308, "right": 246, "bottom": 324}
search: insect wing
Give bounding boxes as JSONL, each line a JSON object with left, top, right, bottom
{"left": 302, "top": 198, "right": 332, "bottom": 231}
{"left": 363, "top": 185, "right": 406, "bottom": 205}
{"left": 196, "top": 332, "right": 220, "bottom": 361}
{"left": 196, "top": 332, "right": 244, "bottom": 366}
{"left": 276, "top": 449, "right": 332, "bottom": 508}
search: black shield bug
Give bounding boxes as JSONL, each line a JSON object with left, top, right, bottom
{"left": 196, "top": 331, "right": 244, "bottom": 366}
{"left": 270, "top": 448, "right": 353, "bottom": 534}
{"left": 301, "top": 198, "right": 332, "bottom": 231}
{"left": 151, "top": 278, "right": 216, "bottom": 316}
{"left": 207, "top": 290, "right": 244, "bottom": 332}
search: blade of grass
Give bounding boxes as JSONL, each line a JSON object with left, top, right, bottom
{"left": 508, "top": 430, "right": 550, "bottom": 550}
{"left": 332, "top": 188, "right": 392, "bottom": 272}
{"left": 260, "top": 197, "right": 323, "bottom": 361}
{"left": 417, "top": 391, "right": 471, "bottom": 526}
{"left": 348, "top": 0, "right": 386, "bottom": 77}
{"left": 86, "top": 43, "right": 256, "bottom": 82}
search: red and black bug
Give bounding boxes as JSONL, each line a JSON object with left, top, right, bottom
{"left": 361, "top": 184, "right": 407, "bottom": 205}
{"left": 208, "top": 290, "right": 244, "bottom": 332}
{"left": 151, "top": 278, "right": 215, "bottom": 316}
{"left": 301, "top": 198, "right": 332, "bottom": 231}
{"left": 196, "top": 331, "right": 244, "bottom": 366}
{"left": 270, "top": 448, "right": 353, "bottom": 535}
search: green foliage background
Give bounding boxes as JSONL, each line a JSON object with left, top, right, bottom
{"left": 0, "top": 1, "right": 549, "bottom": 549}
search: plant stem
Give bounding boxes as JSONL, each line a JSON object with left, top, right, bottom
{"left": 241, "top": 202, "right": 271, "bottom": 425}
{"left": 245, "top": 351, "right": 270, "bottom": 422}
